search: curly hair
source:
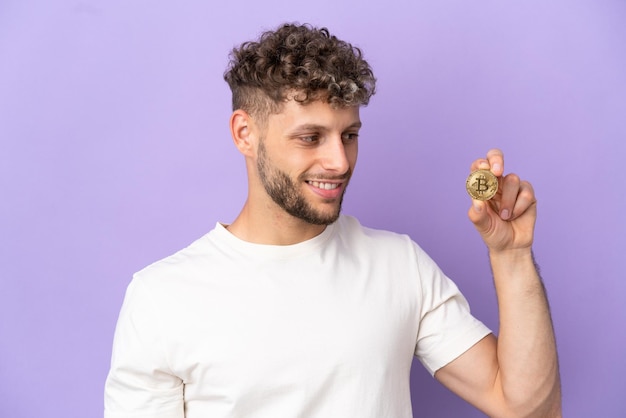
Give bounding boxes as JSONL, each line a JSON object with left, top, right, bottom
{"left": 224, "top": 23, "right": 376, "bottom": 120}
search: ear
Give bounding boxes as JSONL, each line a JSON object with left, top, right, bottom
{"left": 230, "top": 109, "right": 256, "bottom": 157}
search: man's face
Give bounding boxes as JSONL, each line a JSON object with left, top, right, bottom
{"left": 255, "top": 99, "right": 361, "bottom": 225}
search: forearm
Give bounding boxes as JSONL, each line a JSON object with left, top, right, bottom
{"left": 490, "top": 248, "right": 561, "bottom": 416}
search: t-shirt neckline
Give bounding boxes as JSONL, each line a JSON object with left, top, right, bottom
{"left": 211, "top": 217, "right": 340, "bottom": 260}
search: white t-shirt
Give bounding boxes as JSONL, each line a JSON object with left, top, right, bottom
{"left": 104, "top": 215, "right": 491, "bottom": 418}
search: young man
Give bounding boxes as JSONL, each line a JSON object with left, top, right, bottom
{"left": 104, "top": 23, "right": 561, "bottom": 417}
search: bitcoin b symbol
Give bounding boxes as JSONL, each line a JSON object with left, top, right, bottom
{"left": 476, "top": 177, "right": 489, "bottom": 193}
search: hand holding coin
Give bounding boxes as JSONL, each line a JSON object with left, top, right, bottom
{"left": 466, "top": 149, "right": 537, "bottom": 253}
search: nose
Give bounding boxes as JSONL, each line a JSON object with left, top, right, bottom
{"left": 319, "top": 136, "right": 352, "bottom": 174}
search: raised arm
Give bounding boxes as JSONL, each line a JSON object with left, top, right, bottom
{"left": 434, "top": 149, "right": 562, "bottom": 417}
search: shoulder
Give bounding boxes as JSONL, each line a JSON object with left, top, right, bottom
{"left": 336, "top": 215, "right": 411, "bottom": 242}
{"left": 336, "top": 215, "right": 442, "bottom": 271}
{"left": 132, "top": 230, "right": 218, "bottom": 289}
{"left": 334, "top": 215, "right": 433, "bottom": 264}
{"left": 336, "top": 215, "right": 418, "bottom": 251}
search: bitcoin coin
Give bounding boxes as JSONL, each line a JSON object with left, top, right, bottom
{"left": 466, "top": 169, "right": 498, "bottom": 200}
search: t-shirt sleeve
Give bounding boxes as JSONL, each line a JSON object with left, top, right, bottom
{"left": 104, "top": 277, "right": 184, "bottom": 418}
{"left": 412, "top": 244, "right": 492, "bottom": 376}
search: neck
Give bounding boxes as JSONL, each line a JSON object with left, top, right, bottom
{"left": 226, "top": 200, "right": 328, "bottom": 245}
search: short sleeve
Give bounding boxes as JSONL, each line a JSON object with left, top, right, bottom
{"left": 413, "top": 244, "right": 492, "bottom": 376}
{"left": 104, "top": 277, "right": 184, "bottom": 418}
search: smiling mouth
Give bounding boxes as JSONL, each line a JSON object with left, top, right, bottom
{"left": 306, "top": 181, "right": 340, "bottom": 190}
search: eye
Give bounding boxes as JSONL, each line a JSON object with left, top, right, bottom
{"left": 342, "top": 132, "right": 359, "bottom": 144}
{"left": 300, "top": 135, "right": 319, "bottom": 144}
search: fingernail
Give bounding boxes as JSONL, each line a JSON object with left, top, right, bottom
{"left": 492, "top": 163, "right": 501, "bottom": 173}
{"left": 500, "top": 209, "right": 509, "bottom": 219}
{"left": 473, "top": 201, "right": 483, "bottom": 212}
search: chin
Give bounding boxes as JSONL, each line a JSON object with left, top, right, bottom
{"left": 300, "top": 207, "right": 342, "bottom": 226}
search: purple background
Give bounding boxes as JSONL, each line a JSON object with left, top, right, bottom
{"left": 1, "top": 0, "right": 624, "bottom": 416}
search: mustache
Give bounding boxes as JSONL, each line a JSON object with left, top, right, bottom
{"left": 300, "top": 169, "right": 352, "bottom": 182}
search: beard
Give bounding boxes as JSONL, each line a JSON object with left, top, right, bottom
{"left": 257, "top": 140, "right": 350, "bottom": 225}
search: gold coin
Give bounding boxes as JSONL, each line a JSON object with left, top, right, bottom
{"left": 466, "top": 170, "right": 498, "bottom": 200}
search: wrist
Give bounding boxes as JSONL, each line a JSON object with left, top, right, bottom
{"left": 488, "top": 247, "right": 539, "bottom": 278}
{"left": 488, "top": 246, "right": 534, "bottom": 261}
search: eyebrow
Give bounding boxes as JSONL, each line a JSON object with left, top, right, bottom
{"left": 289, "top": 121, "right": 363, "bottom": 134}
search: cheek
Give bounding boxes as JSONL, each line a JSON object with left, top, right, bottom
{"left": 274, "top": 155, "right": 309, "bottom": 178}
{"left": 347, "top": 144, "right": 358, "bottom": 168}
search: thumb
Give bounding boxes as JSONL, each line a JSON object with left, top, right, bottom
{"left": 467, "top": 200, "right": 492, "bottom": 235}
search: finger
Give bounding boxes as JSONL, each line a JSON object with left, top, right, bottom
{"left": 469, "top": 149, "right": 504, "bottom": 174}
{"left": 510, "top": 180, "right": 536, "bottom": 220}
{"left": 498, "top": 173, "right": 520, "bottom": 220}
{"left": 470, "top": 158, "right": 491, "bottom": 172}
{"left": 486, "top": 148, "right": 504, "bottom": 177}
{"left": 467, "top": 199, "right": 493, "bottom": 235}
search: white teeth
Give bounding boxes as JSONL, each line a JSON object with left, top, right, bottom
{"left": 309, "top": 181, "right": 339, "bottom": 190}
